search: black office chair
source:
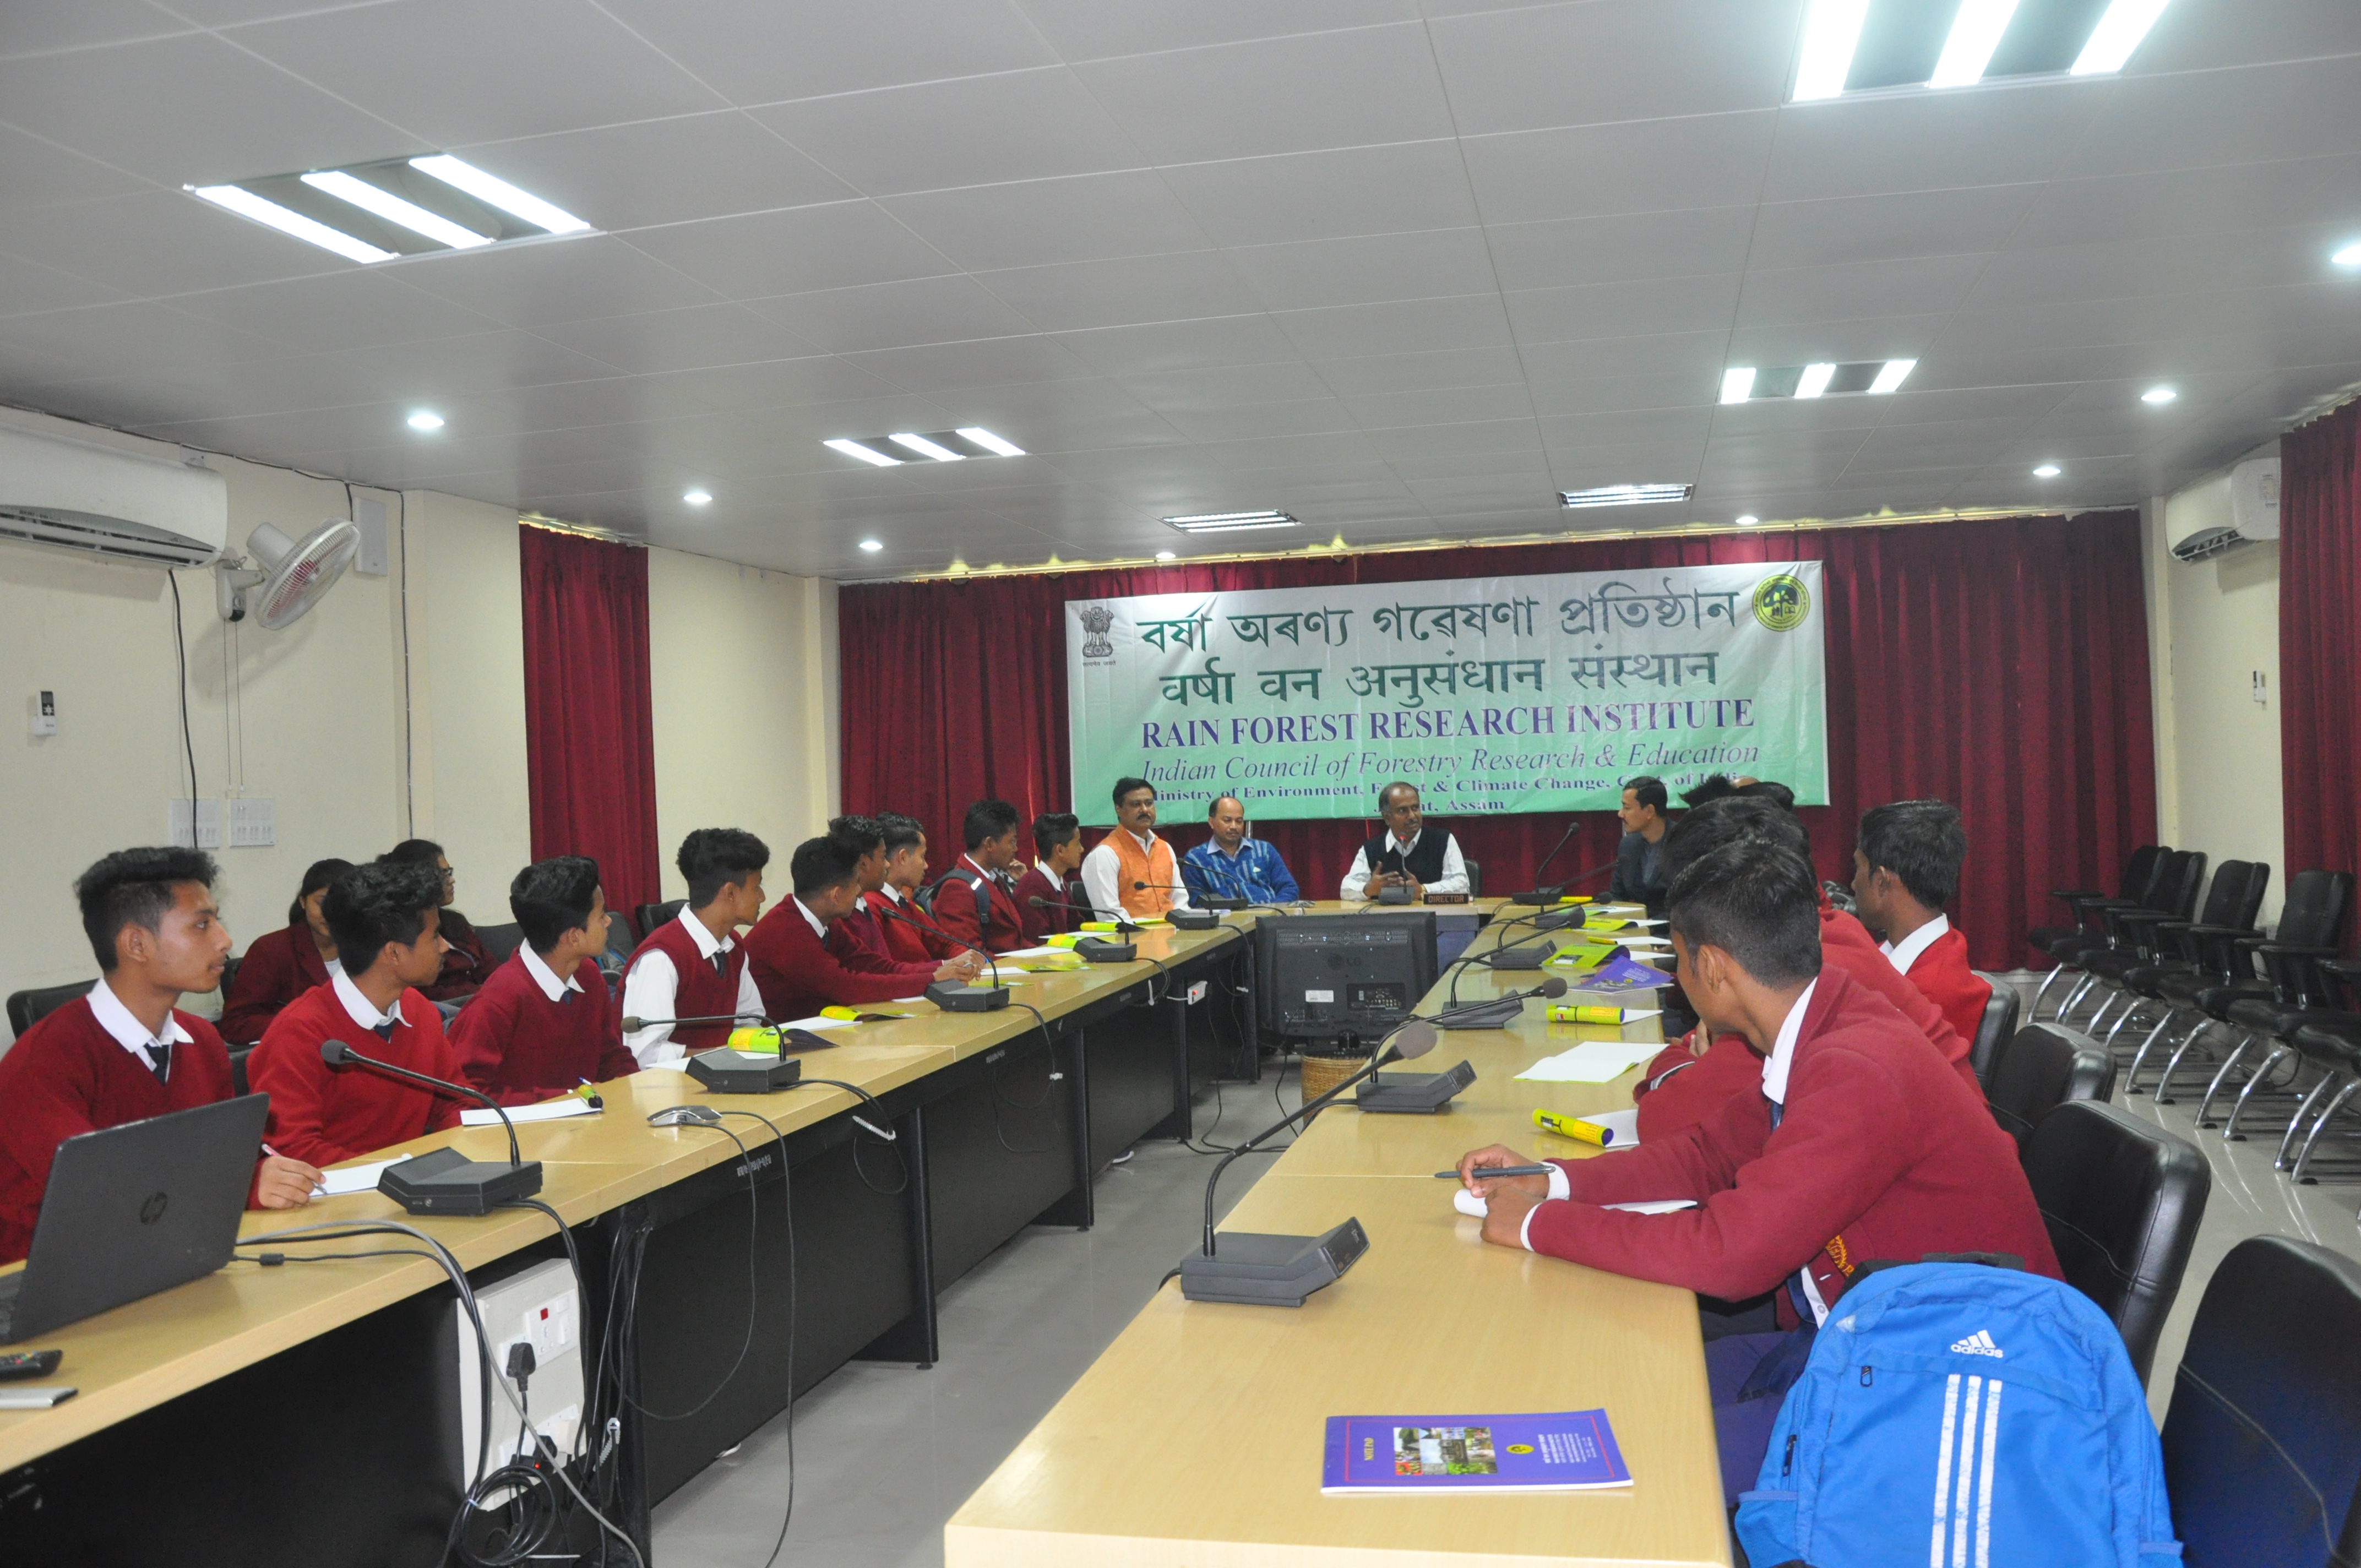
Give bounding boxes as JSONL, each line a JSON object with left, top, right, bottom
{"left": 474, "top": 922, "right": 526, "bottom": 968}
{"left": 2021, "top": 1099, "right": 2210, "bottom": 1385}
{"left": 635, "top": 900, "right": 685, "bottom": 944}
{"left": 6, "top": 980, "right": 95, "bottom": 1037}
{"left": 228, "top": 1046, "right": 254, "bottom": 1097}
{"left": 1969, "top": 970, "right": 2020, "bottom": 1088}
{"left": 2161, "top": 1234, "right": 2361, "bottom": 1566}
{"left": 1985, "top": 1023, "right": 2117, "bottom": 1148}
{"left": 2048, "top": 849, "right": 2206, "bottom": 1025}
{"left": 2029, "top": 843, "right": 2164, "bottom": 1003}
{"left": 2081, "top": 859, "right": 2271, "bottom": 1047}
{"left": 2141, "top": 869, "right": 2354, "bottom": 1104}
{"left": 1462, "top": 859, "right": 1481, "bottom": 897}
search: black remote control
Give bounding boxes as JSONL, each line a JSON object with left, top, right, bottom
{"left": 0, "top": 1349, "right": 63, "bottom": 1380}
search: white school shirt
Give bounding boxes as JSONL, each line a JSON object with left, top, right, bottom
{"left": 1880, "top": 913, "right": 1951, "bottom": 976}
{"left": 621, "top": 907, "right": 763, "bottom": 1067}
{"left": 87, "top": 975, "right": 193, "bottom": 1081}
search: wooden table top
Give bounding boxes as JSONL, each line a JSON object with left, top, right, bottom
{"left": 945, "top": 911, "right": 1734, "bottom": 1568}
{"left": 0, "top": 918, "right": 1252, "bottom": 1471}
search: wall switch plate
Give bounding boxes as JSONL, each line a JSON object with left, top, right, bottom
{"left": 228, "top": 798, "right": 276, "bottom": 847}
{"left": 31, "top": 690, "right": 56, "bottom": 738}
{"left": 168, "top": 798, "right": 220, "bottom": 850}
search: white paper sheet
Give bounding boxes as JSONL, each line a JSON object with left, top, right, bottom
{"left": 1513, "top": 1041, "right": 1662, "bottom": 1083}
{"left": 460, "top": 1097, "right": 597, "bottom": 1126}
{"left": 1452, "top": 1186, "right": 1693, "bottom": 1219}
{"left": 316, "top": 1154, "right": 411, "bottom": 1197}
{"left": 995, "top": 945, "right": 1069, "bottom": 960}
{"left": 774, "top": 1015, "right": 856, "bottom": 1032}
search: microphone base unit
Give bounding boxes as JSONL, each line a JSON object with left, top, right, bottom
{"left": 1354, "top": 1061, "right": 1477, "bottom": 1114}
{"left": 1075, "top": 938, "right": 1136, "bottom": 963}
{"left": 1375, "top": 885, "right": 1415, "bottom": 906}
{"left": 1177, "top": 1218, "right": 1370, "bottom": 1307}
{"left": 1511, "top": 888, "right": 1567, "bottom": 906}
{"left": 1166, "top": 908, "right": 1221, "bottom": 930}
{"left": 1430, "top": 996, "right": 1531, "bottom": 1030}
{"left": 1489, "top": 943, "right": 1554, "bottom": 971}
{"left": 687, "top": 1049, "right": 805, "bottom": 1094}
{"left": 377, "top": 1147, "right": 545, "bottom": 1216}
{"left": 1194, "top": 895, "right": 1248, "bottom": 911}
{"left": 927, "top": 981, "right": 1013, "bottom": 1013}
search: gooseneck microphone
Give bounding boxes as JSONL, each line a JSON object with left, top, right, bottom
{"left": 1028, "top": 893, "right": 1135, "bottom": 932}
{"left": 1173, "top": 1020, "right": 1439, "bottom": 1306}
{"left": 1131, "top": 880, "right": 1223, "bottom": 930}
{"left": 319, "top": 1038, "right": 544, "bottom": 1213}
{"left": 618, "top": 1011, "right": 769, "bottom": 1034}
{"left": 872, "top": 900, "right": 1010, "bottom": 1012}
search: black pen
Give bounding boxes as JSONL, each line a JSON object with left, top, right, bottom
{"left": 1433, "top": 1164, "right": 1555, "bottom": 1179}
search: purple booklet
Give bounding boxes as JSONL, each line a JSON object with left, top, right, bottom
{"left": 1573, "top": 952, "right": 1669, "bottom": 994}
{"left": 1321, "top": 1409, "right": 1631, "bottom": 1494}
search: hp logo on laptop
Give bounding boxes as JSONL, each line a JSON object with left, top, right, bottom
{"left": 138, "top": 1191, "right": 169, "bottom": 1226}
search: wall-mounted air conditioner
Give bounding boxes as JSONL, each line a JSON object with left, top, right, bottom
{"left": 2167, "top": 452, "right": 2280, "bottom": 564}
{"left": 0, "top": 421, "right": 229, "bottom": 568}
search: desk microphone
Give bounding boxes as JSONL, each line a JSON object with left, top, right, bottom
{"left": 1179, "top": 857, "right": 1253, "bottom": 910}
{"left": 1513, "top": 852, "right": 1618, "bottom": 907}
{"left": 872, "top": 900, "right": 1010, "bottom": 1012}
{"left": 318, "top": 1039, "right": 543, "bottom": 1213}
{"left": 1176, "top": 1020, "right": 1439, "bottom": 1306}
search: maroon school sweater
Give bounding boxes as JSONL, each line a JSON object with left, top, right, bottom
{"left": 247, "top": 982, "right": 464, "bottom": 1167}
{"left": 449, "top": 951, "right": 636, "bottom": 1107}
{"left": 0, "top": 997, "right": 251, "bottom": 1264}
{"left": 1531, "top": 966, "right": 2058, "bottom": 1318}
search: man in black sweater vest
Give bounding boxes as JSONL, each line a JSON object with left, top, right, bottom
{"left": 1339, "top": 781, "right": 1470, "bottom": 901}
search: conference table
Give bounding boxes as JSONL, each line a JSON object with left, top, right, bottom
{"left": 0, "top": 914, "right": 1261, "bottom": 1566}
{"left": 944, "top": 911, "right": 1732, "bottom": 1568}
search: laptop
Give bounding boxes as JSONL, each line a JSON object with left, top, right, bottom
{"left": 0, "top": 1094, "right": 269, "bottom": 1344}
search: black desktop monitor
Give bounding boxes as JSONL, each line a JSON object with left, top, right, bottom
{"left": 1254, "top": 912, "right": 1438, "bottom": 1044}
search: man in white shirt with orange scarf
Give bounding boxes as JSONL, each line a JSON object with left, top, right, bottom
{"left": 1081, "top": 777, "right": 1194, "bottom": 921}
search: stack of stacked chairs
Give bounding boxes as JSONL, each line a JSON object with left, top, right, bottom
{"left": 2038, "top": 849, "right": 2208, "bottom": 1026}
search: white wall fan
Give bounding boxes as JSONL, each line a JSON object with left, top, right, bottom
{"left": 214, "top": 519, "right": 360, "bottom": 629}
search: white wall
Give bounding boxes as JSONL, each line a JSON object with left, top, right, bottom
{"left": 646, "top": 549, "right": 840, "bottom": 902}
{"left": 2143, "top": 447, "right": 2287, "bottom": 926}
{"left": 0, "top": 409, "right": 406, "bottom": 1030}
{"left": 0, "top": 409, "right": 841, "bottom": 1044}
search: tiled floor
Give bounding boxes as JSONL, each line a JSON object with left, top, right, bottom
{"left": 654, "top": 986, "right": 2361, "bottom": 1564}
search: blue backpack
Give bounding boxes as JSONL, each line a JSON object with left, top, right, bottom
{"left": 1736, "top": 1261, "right": 2180, "bottom": 1568}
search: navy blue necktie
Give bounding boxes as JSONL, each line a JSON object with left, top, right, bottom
{"left": 145, "top": 1041, "right": 171, "bottom": 1085}
{"left": 372, "top": 1020, "right": 395, "bottom": 1042}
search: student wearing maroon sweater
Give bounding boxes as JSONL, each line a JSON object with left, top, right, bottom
{"left": 622, "top": 829, "right": 770, "bottom": 1065}
{"left": 450, "top": 856, "right": 636, "bottom": 1106}
{"left": 0, "top": 848, "right": 319, "bottom": 1262}
{"left": 931, "top": 799, "right": 1028, "bottom": 955}
{"left": 1012, "top": 812, "right": 1086, "bottom": 941}
{"left": 868, "top": 814, "right": 961, "bottom": 965}
{"left": 1853, "top": 800, "right": 1995, "bottom": 1052}
{"left": 379, "top": 839, "right": 492, "bottom": 1003}
{"left": 1631, "top": 800, "right": 1979, "bottom": 1140}
{"left": 1457, "top": 840, "right": 2057, "bottom": 1504}
{"left": 745, "top": 838, "right": 979, "bottom": 1020}
{"left": 216, "top": 856, "right": 351, "bottom": 1044}
{"left": 827, "top": 814, "right": 893, "bottom": 960}
{"left": 247, "top": 861, "right": 466, "bottom": 1168}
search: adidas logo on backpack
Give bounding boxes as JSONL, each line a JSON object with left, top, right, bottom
{"left": 1735, "top": 1261, "right": 2180, "bottom": 1568}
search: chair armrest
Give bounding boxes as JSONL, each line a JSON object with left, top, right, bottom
{"left": 2321, "top": 959, "right": 2361, "bottom": 979}
{"left": 2256, "top": 944, "right": 2341, "bottom": 959}
{"left": 2182, "top": 924, "right": 2260, "bottom": 939}
{"left": 2050, "top": 889, "right": 2104, "bottom": 903}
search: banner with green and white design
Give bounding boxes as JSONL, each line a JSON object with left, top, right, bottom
{"left": 1065, "top": 562, "right": 1826, "bottom": 824}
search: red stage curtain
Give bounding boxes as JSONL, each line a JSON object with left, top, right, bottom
{"left": 2281, "top": 399, "right": 2361, "bottom": 884}
{"left": 839, "top": 513, "right": 2154, "bottom": 970}
{"left": 518, "top": 525, "right": 661, "bottom": 920}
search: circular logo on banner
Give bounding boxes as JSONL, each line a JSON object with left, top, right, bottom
{"left": 1751, "top": 573, "right": 1810, "bottom": 631}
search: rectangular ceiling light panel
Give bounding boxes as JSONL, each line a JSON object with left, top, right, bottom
{"left": 187, "top": 155, "right": 592, "bottom": 264}
{"left": 1163, "top": 510, "right": 1299, "bottom": 535}
{"left": 1721, "top": 360, "right": 1912, "bottom": 401}
{"left": 1792, "top": 0, "right": 2168, "bottom": 100}
{"left": 826, "top": 429, "right": 1025, "bottom": 465}
{"left": 1559, "top": 483, "right": 1694, "bottom": 509}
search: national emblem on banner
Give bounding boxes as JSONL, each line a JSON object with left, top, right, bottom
{"left": 1078, "top": 603, "right": 1116, "bottom": 658}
